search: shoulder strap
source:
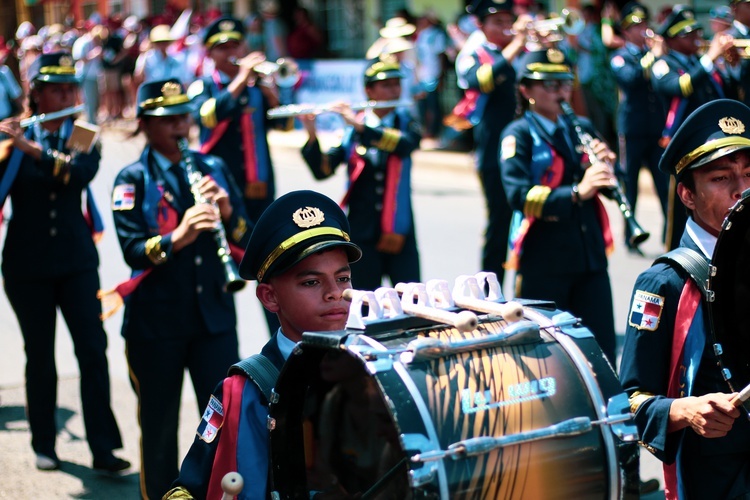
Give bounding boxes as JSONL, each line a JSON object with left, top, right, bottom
{"left": 228, "top": 354, "right": 280, "bottom": 403}
{"left": 654, "top": 247, "right": 710, "bottom": 297}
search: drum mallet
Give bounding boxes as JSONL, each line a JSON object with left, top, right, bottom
{"left": 221, "top": 472, "right": 244, "bottom": 500}
{"left": 451, "top": 275, "right": 524, "bottom": 322}
{"left": 730, "top": 382, "right": 750, "bottom": 414}
{"left": 342, "top": 287, "right": 478, "bottom": 333}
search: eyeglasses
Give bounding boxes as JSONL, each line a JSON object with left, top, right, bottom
{"left": 540, "top": 80, "right": 574, "bottom": 92}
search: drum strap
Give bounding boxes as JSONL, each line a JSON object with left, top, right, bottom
{"left": 654, "top": 247, "right": 709, "bottom": 297}
{"left": 228, "top": 354, "right": 280, "bottom": 403}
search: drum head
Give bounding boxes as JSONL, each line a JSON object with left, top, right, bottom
{"left": 709, "top": 190, "right": 750, "bottom": 389}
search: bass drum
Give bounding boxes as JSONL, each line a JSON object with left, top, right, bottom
{"left": 269, "top": 302, "right": 637, "bottom": 499}
{"left": 708, "top": 190, "right": 750, "bottom": 392}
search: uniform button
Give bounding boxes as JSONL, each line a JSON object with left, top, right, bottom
{"left": 195, "top": 256, "right": 202, "bottom": 266}
{"left": 374, "top": 172, "right": 384, "bottom": 181}
{"left": 49, "top": 192, "right": 57, "bottom": 201}
{"left": 49, "top": 210, "right": 57, "bottom": 219}
{"left": 375, "top": 187, "right": 384, "bottom": 195}
{"left": 375, "top": 203, "right": 383, "bottom": 211}
{"left": 239, "top": 145, "right": 244, "bottom": 151}
{"left": 196, "top": 285, "right": 203, "bottom": 294}
{"left": 581, "top": 224, "right": 587, "bottom": 232}
{"left": 50, "top": 227, "right": 57, "bottom": 237}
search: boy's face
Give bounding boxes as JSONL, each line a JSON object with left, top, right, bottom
{"left": 678, "top": 150, "right": 750, "bottom": 236}
{"left": 257, "top": 248, "right": 352, "bottom": 342}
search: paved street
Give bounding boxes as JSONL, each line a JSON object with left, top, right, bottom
{"left": 0, "top": 122, "right": 666, "bottom": 498}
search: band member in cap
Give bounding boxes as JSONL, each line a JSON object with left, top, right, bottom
{"left": 619, "top": 99, "right": 750, "bottom": 499}
{"left": 729, "top": 0, "right": 750, "bottom": 105}
{"left": 0, "top": 52, "right": 128, "bottom": 472}
{"left": 188, "top": 16, "right": 282, "bottom": 333}
{"left": 609, "top": 2, "right": 670, "bottom": 253}
{"left": 111, "top": 78, "right": 251, "bottom": 499}
{"left": 454, "top": 0, "right": 530, "bottom": 287}
{"left": 651, "top": 5, "right": 737, "bottom": 251}
{"left": 500, "top": 48, "right": 618, "bottom": 363}
{"left": 300, "top": 55, "right": 422, "bottom": 291}
{"left": 165, "top": 190, "right": 362, "bottom": 500}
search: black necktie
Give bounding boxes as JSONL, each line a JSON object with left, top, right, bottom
{"left": 171, "top": 163, "right": 194, "bottom": 207}
{"left": 553, "top": 122, "right": 572, "bottom": 159}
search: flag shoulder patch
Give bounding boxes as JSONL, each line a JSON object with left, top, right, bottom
{"left": 196, "top": 395, "right": 224, "bottom": 443}
{"left": 628, "top": 290, "right": 665, "bottom": 332}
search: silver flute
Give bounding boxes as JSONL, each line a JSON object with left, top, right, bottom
{"left": 266, "top": 99, "right": 412, "bottom": 119}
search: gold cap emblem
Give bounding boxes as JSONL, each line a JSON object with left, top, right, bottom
{"left": 684, "top": 10, "right": 694, "bottom": 19}
{"left": 719, "top": 116, "right": 745, "bottom": 135}
{"left": 219, "top": 20, "right": 235, "bottom": 32}
{"left": 633, "top": 8, "right": 645, "bottom": 17}
{"left": 161, "top": 81, "right": 181, "bottom": 97}
{"left": 547, "top": 48, "right": 564, "bottom": 64}
{"left": 59, "top": 55, "right": 73, "bottom": 67}
{"left": 292, "top": 206, "right": 325, "bottom": 228}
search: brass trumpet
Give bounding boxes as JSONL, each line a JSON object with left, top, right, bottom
{"left": 232, "top": 57, "right": 300, "bottom": 88}
{"left": 267, "top": 99, "right": 412, "bottom": 119}
{"left": 506, "top": 9, "right": 585, "bottom": 42}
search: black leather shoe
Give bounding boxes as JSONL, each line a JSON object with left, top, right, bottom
{"left": 93, "top": 455, "right": 131, "bottom": 473}
{"left": 640, "top": 478, "right": 660, "bottom": 494}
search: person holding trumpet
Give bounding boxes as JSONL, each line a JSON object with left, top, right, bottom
{"left": 650, "top": 5, "right": 738, "bottom": 251}
{"left": 0, "top": 52, "right": 128, "bottom": 472}
{"left": 499, "top": 48, "right": 618, "bottom": 364}
{"left": 111, "top": 78, "right": 251, "bottom": 499}
{"left": 729, "top": 0, "right": 750, "bottom": 105}
{"left": 300, "top": 54, "right": 422, "bottom": 291}
{"left": 188, "top": 15, "right": 282, "bottom": 334}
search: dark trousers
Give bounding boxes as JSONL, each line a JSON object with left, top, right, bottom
{"left": 417, "top": 89, "right": 442, "bottom": 138}
{"left": 127, "top": 331, "right": 239, "bottom": 499}
{"left": 478, "top": 163, "right": 512, "bottom": 287}
{"left": 4, "top": 269, "right": 122, "bottom": 458}
{"left": 517, "top": 269, "right": 616, "bottom": 364}
{"left": 620, "top": 133, "right": 669, "bottom": 245}
{"left": 351, "top": 233, "right": 420, "bottom": 291}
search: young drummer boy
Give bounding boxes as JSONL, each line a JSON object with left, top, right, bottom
{"left": 164, "top": 190, "right": 362, "bottom": 500}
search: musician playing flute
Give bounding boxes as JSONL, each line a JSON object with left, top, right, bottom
{"left": 301, "top": 54, "right": 422, "bottom": 291}
{"left": 619, "top": 99, "right": 750, "bottom": 499}
{"left": 111, "top": 79, "right": 251, "bottom": 499}
{"left": 499, "top": 48, "right": 618, "bottom": 364}
{"left": 0, "top": 52, "right": 128, "bottom": 473}
{"left": 188, "top": 15, "right": 282, "bottom": 335}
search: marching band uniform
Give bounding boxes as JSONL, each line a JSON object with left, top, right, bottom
{"left": 500, "top": 49, "right": 616, "bottom": 363}
{"left": 189, "top": 17, "right": 276, "bottom": 223}
{"left": 728, "top": 0, "right": 750, "bottom": 105}
{"left": 166, "top": 191, "right": 362, "bottom": 500}
{"left": 0, "top": 52, "right": 127, "bottom": 472}
{"left": 454, "top": 0, "right": 521, "bottom": 285}
{"left": 619, "top": 100, "right": 750, "bottom": 499}
{"left": 112, "top": 79, "right": 251, "bottom": 499}
{"left": 609, "top": 2, "right": 669, "bottom": 250}
{"left": 651, "top": 6, "right": 735, "bottom": 250}
{"left": 301, "top": 56, "right": 421, "bottom": 291}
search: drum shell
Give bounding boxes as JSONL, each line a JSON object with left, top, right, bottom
{"left": 269, "top": 305, "right": 634, "bottom": 499}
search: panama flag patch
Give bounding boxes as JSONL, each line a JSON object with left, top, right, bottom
{"left": 197, "top": 395, "right": 224, "bottom": 443}
{"left": 628, "top": 290, "right": 665, "bottom": 331}
{"left": 112, "top": 184, "right": 135, "bottom": 211}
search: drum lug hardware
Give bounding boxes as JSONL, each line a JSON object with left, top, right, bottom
{"left": 605, "top": 394, "right": 639, "bottom": 442}
{"left": 705, "top": 289, "right": 715, "bottom": 302}
{"left": 709, "top": 264, "right": 717, "bottom": 277}
{"left": 269, "top": 389, "right": 280, "bottom": 404}
{"left": 401, "top": 433, "right": 439, "bottom": 486}
{"left": 552, "top": 312, "right": 594, "bottom": 339}
{"left": 267, "top": 416, "right": 276, "bottom": 431}
{"left": 722, "top": 367, "right": 733, "bottom": 381}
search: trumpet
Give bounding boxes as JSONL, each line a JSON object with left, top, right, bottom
{"left": 231, "top": 57, "right": 300, "bottom": 88}
{"left": 177, "top": 138, "right": 246, "bottom": 293}
{"left": 559, "top": 101, "right": 650, "bottom": 248}
{"left": 507, "top": 9, "right": 585, "bottom": 42}
{"left": 267, "top": 99, "right": 412, "bottom": 119}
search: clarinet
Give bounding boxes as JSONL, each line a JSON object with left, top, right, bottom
{"left": 177, "top": 138, "right": 246, "bottom": 293}
{"left": 559, "top": 101, "right": 650, "bottom": 248}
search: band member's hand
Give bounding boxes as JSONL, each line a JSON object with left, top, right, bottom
{"left": 0, "top": 117, "right": 38, "bottom": 156}
{"left": 171, "top": 204, "right": 221, "bottom": 251}
{"left": 300, "top": 112, "right": 318, "bottom": 138}
{"left": 512, "top": 14, "right": 532, "bottom": 40}
{"left": 578, "top": 162, "right": 616, "bottom": 200}
{"left": 236, "top": 51, "right": 267, "bottom": 80}
{"left": 647, "top": 31, "right": 667, "bottom": 58}
{"left": 197, "top": 175, "right": 232, "bottom": 221}
{"left": 589, "top": 138, "right": 616, "bottom": 165}
{"left": 706, "top": 33, "right": 735, "bottom": 63}
{"left": 330, "top": 102, "right": 364, "bottom": 133}
{"left": 668, "top": 393, "right": 740, "bottom": 437}
{"left": 377, "top": 233, "right": 405, "bottom": 254}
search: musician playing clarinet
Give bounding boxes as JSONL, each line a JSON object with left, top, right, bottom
{"left": 619, "top": 99, "right": 750, "bottom": 499}
{"left": 0, "top": 52, "right": 128, "bottom": 473}
{"left": 301, "top": 54, "right": 421, "bottom": 291}
{"left": 499, "top": 48, "right": 618, "bottom": 364}
{"left": 111, "top": 79, "right": 251, "bottom": 499}
{"left": 188, "top": 15, "right": 282, "bottom": 334}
